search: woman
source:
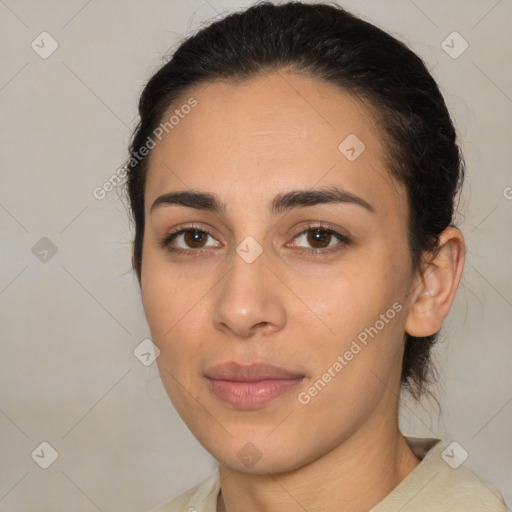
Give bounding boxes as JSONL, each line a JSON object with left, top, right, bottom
{"left": 125, "top": 2, "right": 508, "bottom": 510}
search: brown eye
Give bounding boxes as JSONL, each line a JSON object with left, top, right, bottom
{"left": 160, "top": 227, "right": 220, "bottom": 253}
{"left": 306, "top": 229, "right": 333, "bottom": 249}
{"left": 183, "top": 230, "right": 209, "bottom": 248}
{"left": 292, "top": 225, "right": 350, "bottom": 254}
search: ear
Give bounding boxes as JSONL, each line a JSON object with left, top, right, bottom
{"left": 405, "top": 227, "right": 465, "bottom": 337}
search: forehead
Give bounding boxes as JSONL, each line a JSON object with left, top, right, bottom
{"left": 144, "top": 71, "right": 407, "bottom": 220}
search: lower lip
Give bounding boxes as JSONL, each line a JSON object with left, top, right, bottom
{"left": 207, "top": 378, "right": 304, "bottom": 408}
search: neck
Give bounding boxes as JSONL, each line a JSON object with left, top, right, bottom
{"left": 217, "top": 414, "right": 420, "bottom": 512}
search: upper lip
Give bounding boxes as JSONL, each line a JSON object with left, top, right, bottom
{"left": 205, "top": 362, "right": 305, "bottom": 382}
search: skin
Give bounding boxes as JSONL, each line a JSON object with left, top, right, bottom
{"left": 140, "top": 71, "right": 465, "bottom": 512}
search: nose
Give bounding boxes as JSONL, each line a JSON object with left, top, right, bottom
{"left": 211, "top": 249, "right": 287, "bottom": 339}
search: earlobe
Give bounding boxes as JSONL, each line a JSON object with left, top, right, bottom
{"left": 405, "top": 227, "right": 466, "bottom": 337}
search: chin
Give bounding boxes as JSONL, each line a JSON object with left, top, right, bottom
{"left": 201, "top": 433, "right": 315, "bottom": 476}
{"left": 218, "top": 453, "right": 303, "bottom": 475}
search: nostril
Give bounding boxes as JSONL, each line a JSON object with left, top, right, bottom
{"left": 250, "top": 321, "right": 269, "bottom": 334}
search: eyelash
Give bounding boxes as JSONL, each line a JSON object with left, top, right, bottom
{"left": 158, "top": 222, "right": 351, "bottom": 258}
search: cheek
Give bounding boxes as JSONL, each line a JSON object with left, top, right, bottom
{"left": 298, "top": 291, "right": 407, "bottom": 426}
{"left": 141, "top": 257, "right": 210, "bottom": 372}
{"left": 309, "top": 258, "right": 403, "bottom": 332}
{"left": 141, "top": 247, "right": 193, "bottom": 335}
{"left": 301, "top": 249, "right": 409, "bottom": 382}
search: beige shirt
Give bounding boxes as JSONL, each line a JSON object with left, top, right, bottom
{"left": 152, "top": 436, "right": 507, "bottom": 511}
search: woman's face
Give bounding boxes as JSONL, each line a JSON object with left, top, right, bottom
{"left": 140, "top": 71, "right": 418, "bottom": 474}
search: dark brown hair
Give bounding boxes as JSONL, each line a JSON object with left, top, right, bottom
{"left": 125, "top": 1, "right": 465, "bottom": 401}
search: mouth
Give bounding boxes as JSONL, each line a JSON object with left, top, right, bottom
{"left": 204, "top": 361, "right": 305, "bottom": 409}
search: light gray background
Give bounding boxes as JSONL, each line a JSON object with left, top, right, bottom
{"left": 0, "top": 0, "right": 511, "bottom": 510}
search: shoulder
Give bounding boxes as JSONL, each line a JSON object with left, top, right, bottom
{"left": 150, "top": 471, "right": 220, "bottom": 512}
{"left": 372, "top": 437, "right": 508, "bottom": 512}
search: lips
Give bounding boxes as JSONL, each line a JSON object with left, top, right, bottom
{"left": 205, "top": 361, "right": 304, "bottom": 382}
{"left": 205, "top": 362, "right": 305, "bottom": 408}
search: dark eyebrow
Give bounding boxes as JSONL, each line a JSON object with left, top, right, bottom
{"left": 150, "top": 186, "right": 375, "bottom": 216}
